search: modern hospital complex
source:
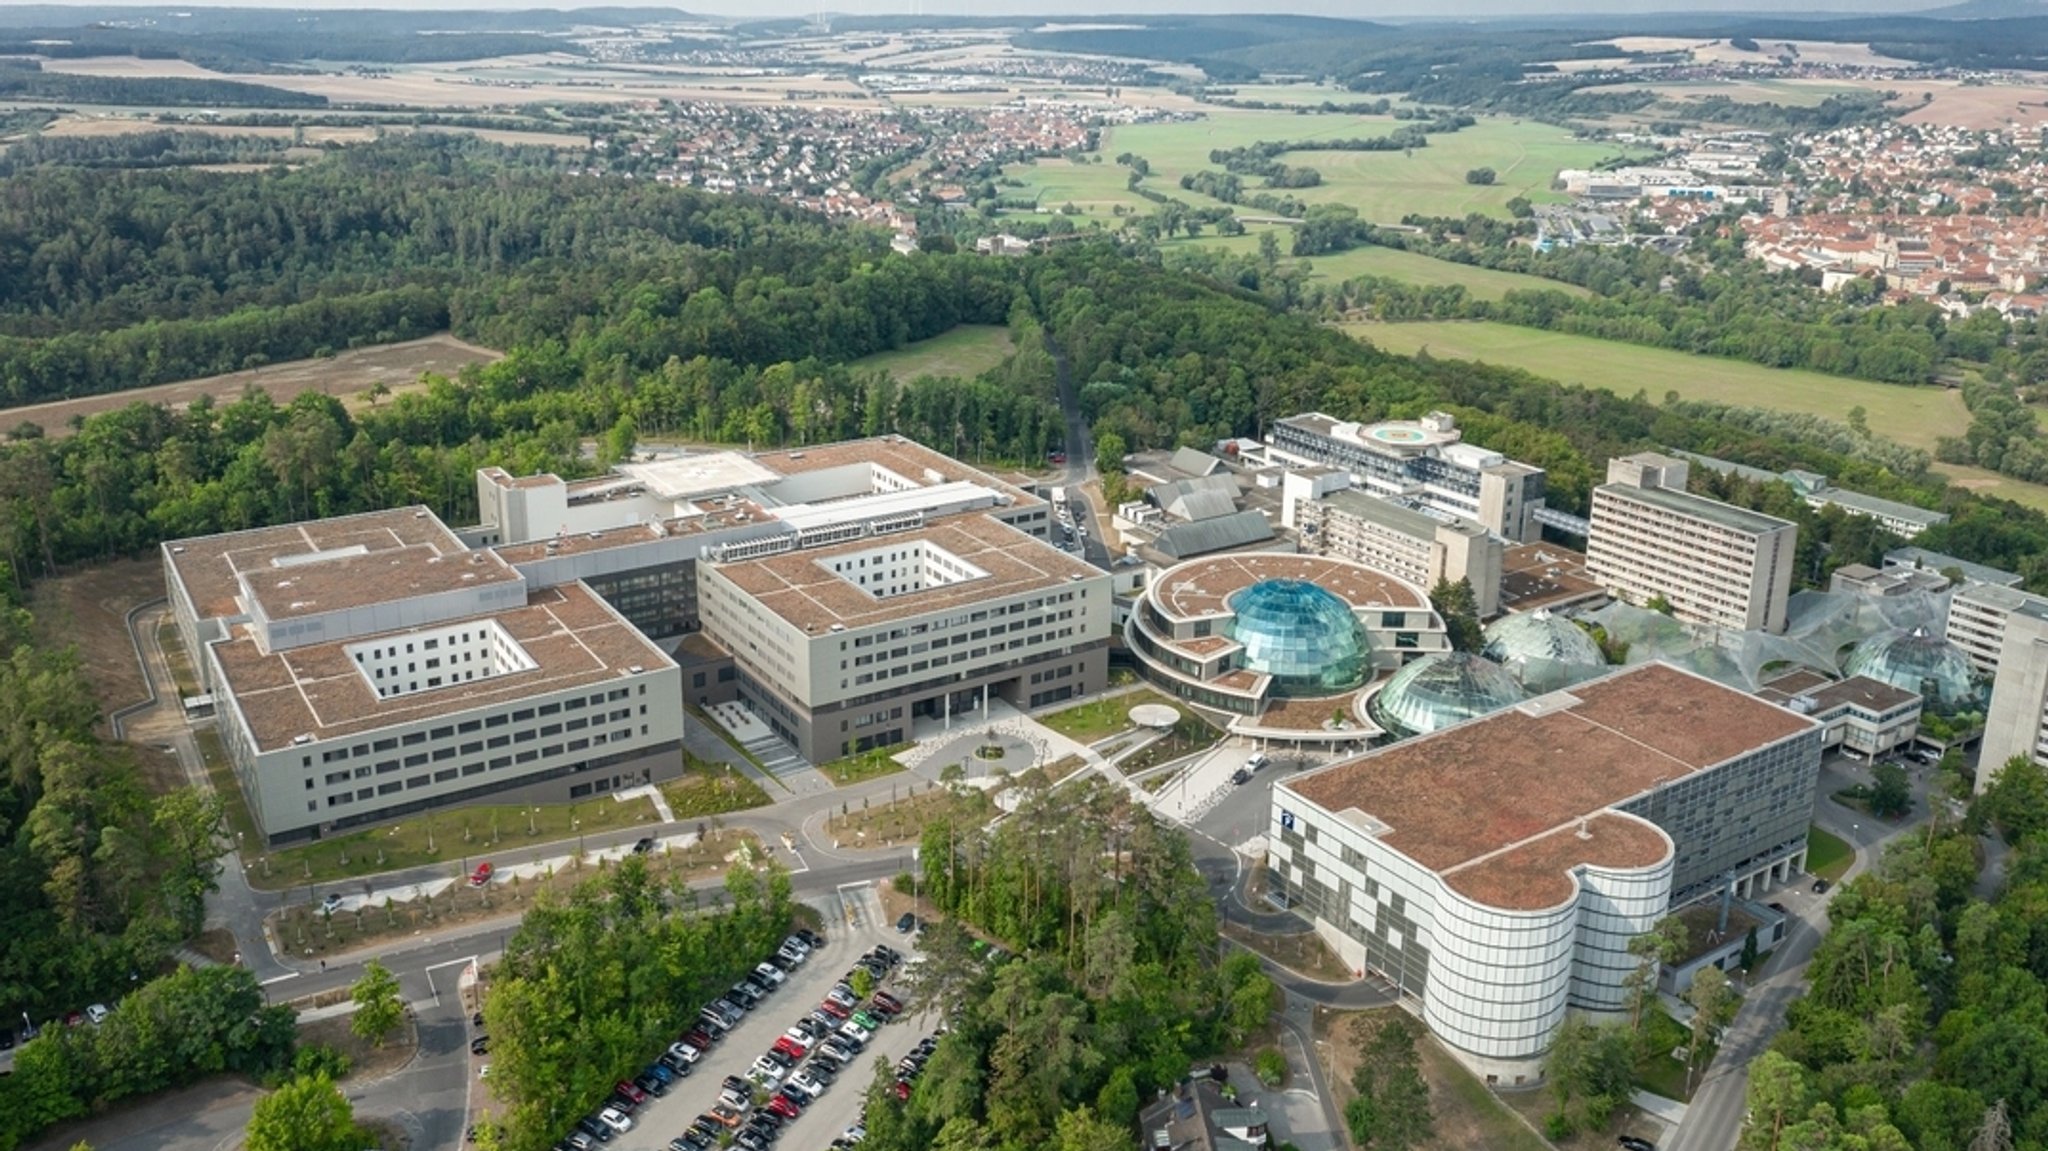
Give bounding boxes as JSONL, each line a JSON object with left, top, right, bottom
{"left": 163, "top": 406, "right": 1984, "bottom": 1084}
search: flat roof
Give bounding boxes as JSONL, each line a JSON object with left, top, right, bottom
{"left": 167, "top": 507, "right": 465, "bottom": 622}
{"left": 617, "top": 452, "right": 781, "bottom": 500}
{"left": 1151, "top": 553, "right": 1429, "bottom": 622}
{"left": 1595, "top": 482, "right": 1796, "bottom": 537}
{"left": 711, "top": 513, "right": 1097, "bottom": 633}
{"left": 1322, "top": 487, "right": 1483, "bottom": 539}
{"left": 1284, "top": 662, "right": 1815, "bottom": 911}
{"left": 1815, "top": 487, "right": 1947, "bottom": 526}
{"left": 243, "top": 544, "right": 522, "bottom": 622}
{"left": 490, "top": 499, "right": 778, "bottom": 565}
{"left": 752, "top": 437, "right": 1044, "bottom": 507}
{"left": 1499, "top": 542, "right": 1605, "bottom": 614}
{"left": 1886, "top": 546, "right": 2021, "bottom": 587}
{"left": 212, "top": 583, "right": 674, "bottom": 752}
{"left": 1760, "top": 672, "right": 1920, "bottom": 715}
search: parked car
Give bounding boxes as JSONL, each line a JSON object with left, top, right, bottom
{"left": 469, "top": 862, "right": 495, "bottom": 887}
{"left": 818, "top": 999, "right": 851, "bottom": 1020}
{"left": 1247, "top": 752, "right": 1271, "bottom": 771}
{"left": 564, "top": 1132, "right": 598, "bottom": 1151}
{"left": 872, "top": 991, "right": 905, "bottom": 1014}
{"left": 573, "top": 1116, "right": 611, "bottom": 1143}
{"left": 850, "top": 1009, "right": 883, "bottom": 1031}
{"left": 871, "top": 944, "right": 901, "bottom": 966}
{"left": 754, "top": 962, "right": 787, "bottom": 987}
{"left": 772, "top": 1036, "right": 808, "bottom": 1061}
{"left": 765, "top": 1095, "right": 801, "bottom": 1120}
{"left": 633, "top": 836, "right": 656, "bottom": 854}
{"left": 84, "top": 1003, "right": 110, "bottom": 1026}
{"left": 614, "top": 1080, "right": 647, "bottom": 1106}
{"left": 795, "top": 928, "right": 825, "bottom": 949}
{"left": 632, "top": 1072, "right": 667, "bottom": 1097}
{"left": 470, "top": 1035, "right": 490, "bottom": 1055}
{"left": 669, "top": 1041, "right": 705, "bottom": 1065}
{"left": 1618, "top": 1137, "right": 1657, "bottom": 1151}
{"left": 895, "top": 912, "right": 917, "bottom": 934}
{"left": 1231, "top": 768, "right": 1253, "bottom": 786}
{"left": 718, "top": 1085, "right": 752, "bottom": 1112}
{"left": 780, "top": 1027, "right": 816, "bottom": 1052}
{"left": 751, "top": 1054, "right": 789, "bottom": 1083}
{"left": 709, "top": 1104, "right": 745, "bottom": 1128}
{"left": 320, "top": 893, "right": 345, "bottom": 914}
{"left": 788, "top": 1069, "right": 827, "bottom": 1098}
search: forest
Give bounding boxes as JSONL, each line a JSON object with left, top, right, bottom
{"left": 839, "top": 778, "right": 1274, "bottom": 1151}
{"left": 0, "top": 59, "right": 324, "bottom": 108}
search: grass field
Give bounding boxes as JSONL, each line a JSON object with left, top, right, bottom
{"left": 1168, "top": 231, "right": 1590, "bottom": 302}
{"left": 1348, "top": 320, "right": 1967, "bottom": 451}
{"left": 849, "top": 325, "right": 1015, "bottom": 382}
{"left": 1582, "top": 78, "right": 1870, "bottom": 107}
{"left": 1005, "top": 156, "right": 1152, "bottom": 217}
{"left": 1102, "top": 113, "right": 1639, "bottom": 222}
{"left": 1807, "top": 825, "right": 1855, "bottom": 882}
{"left": 1348, "top": 319, "right": 2048, "bottom": 510}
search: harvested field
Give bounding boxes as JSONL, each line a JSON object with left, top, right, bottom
{"left": 0, "top": 334, "right": 502, "bottom": 436}
{"left": 40, "top": 115, "right": 380, "bottom": 143}
{"left": 1893, "top": 80, "right": 2048, "bottom": 130}
{"left": 27, "top": 558, "right": 164, "bottom": 719}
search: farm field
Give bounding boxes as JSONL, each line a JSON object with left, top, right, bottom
{"left": 0, "top": 334, "right": 502, "bottom": 437}
{"left": 1350, "top": 320, "right": 2048, "bottom": 511}
{"left": 1167, "top": 231, "right": 1590, "bottom": 301}
{"left": 1006, "top": 156, "right": 1152, "bottom": 216}
{"left": 848, "top": 324, "right": 1015, "bottom": 382}
{"left": 1583, "top": 77, "right": 1870, "bottom": 107}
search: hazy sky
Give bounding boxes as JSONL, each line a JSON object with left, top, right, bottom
{"left": 0, "top": 0, "right": 1954, "bottom": 16}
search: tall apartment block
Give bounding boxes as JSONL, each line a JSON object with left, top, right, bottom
{"left": 1585, "top": 453, "right": 1798, "bottom": 633}
{"left": 1980, "top": 599, "right": 2048, "bottom": 791}
{"left": 1265, "top": 411, "right": 1548, "bottom": 543}
{"left": 1947, "top": 583, "right": 2048, "bottom": 677}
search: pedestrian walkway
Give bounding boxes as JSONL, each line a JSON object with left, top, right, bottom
{"left": 1633, "top": 1089, "right": 1689, "bottom": 1127}
{"left": 701, "top": 700, "right": 830, "bottom": 792}
{"left": 617, "top": 782, "right": 674, "bottom": 823}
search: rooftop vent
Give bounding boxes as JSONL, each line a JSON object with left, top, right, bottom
{"left": 292, "top": 733, "right": 313, "bottom": 745}
{"left": 627, "top": 664, "right": 644, "bottom": 674}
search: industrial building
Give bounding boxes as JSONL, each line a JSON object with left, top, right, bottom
{"left": 1267, "top": 662, "right": 1821, "bottom": 1081}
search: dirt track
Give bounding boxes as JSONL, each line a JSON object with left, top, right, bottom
{"left": 1, "top": 334, "right": 502, "bottom": 438}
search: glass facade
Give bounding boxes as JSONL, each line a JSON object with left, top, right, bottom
{"left": 1481, "top": 610, "right": 1607, "bottom": 694}
{"left": 1226, "top": 579, "right": 1372, "bottom": 697}
{"left": 1843, "top": 626, "right": 1984, "bottom": 715}
{"left": 1369, "top": 652, "right": 1528, "bottom": 737}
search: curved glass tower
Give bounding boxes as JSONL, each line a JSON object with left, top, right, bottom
{"left": 1481, "top": 610, "right": 1607, "bottom": 694}
{"left": 1226, "top": 579, "right": 1372, "bottom": 697}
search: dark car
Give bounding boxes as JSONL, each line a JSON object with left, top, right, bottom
{"left": 795, "top": 928, "right": 825, "bottom": 949}
{"left": 872, "top": 944, "right": 901, "bottom": 966}
{"left": 684, "top": 1026, "right": 717, "bottom": 1049}
{"left": 1231, "top": 768, "right": 1253, "bottom": 786}
{"left": 470, "top": 1035, "right": 490, "bottom": 1055}
{"left": 1618, "top": 1138, "right": 1657, "bottom": 1151}
{"left": 574, "top": 1116, "right": 612, "bottom": 1143}
{"left": 1812, "top": 878, "right": 1831, "bottom": 894}
{"left": 670, "top": 1137, "right": 711, "bottom": 1151}
{"left": 657, "top": 1051, "right": 695, "bottom": 1076}
{"left": 633, "top": 836, "right": 656, "bottom": 855}
{"left": 873, "top": 991, "right": 905, "bottom": 1013}
{"left": 894, "top": 912, "right": 916, "bottom": 934}
{"left": 633, "top": 1072, "right": 667, "bottom": 1097}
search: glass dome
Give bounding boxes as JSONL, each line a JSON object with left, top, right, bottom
{"left": 1843, "top": 627, "right": 1984, "bottom": 714}
{"left": 1369, "top": 652, "right": 1528, "bottom": 737}
{"left": 1226, "top": 579, "right": 1371, "bottom": 697}
{"left": 1481, "top": 609, "right": 1607, "bottom": 694}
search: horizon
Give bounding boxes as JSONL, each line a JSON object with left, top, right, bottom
{"left": 0, "top": 0, "right": 1959, "bottom": 20}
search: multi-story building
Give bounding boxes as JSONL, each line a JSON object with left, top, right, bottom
{"left": 1947, "top": 583, "right": 2048, "bottom": 677}
{"left": 695, "top": 512, "right": 1111, "bottom": 761}
{"left": 164, "top": 509, "right": 684, "bottom": 845}
{"left": 1283, "top": 471, "right": 1504, "bottom": 617}
{"left": 1265, "top": 411, "right": 1548, "bottom": 542}
{"left": 1266, "top": 662, "right": 1820, "bottom": 1082}
{"left": 1586, "top": 453, "right": 1798, "bottom": 633}
{"left": 166, "top": 435, "right": 1076, "bottom": 841}
{"left": 1758, "top": 669, "right": 1923, "bottom": 758}
{"left": 1979, "top": 599, "right": 2048, "bottom": 791}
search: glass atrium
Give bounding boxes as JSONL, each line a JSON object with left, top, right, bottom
{"left": 1226, "top": 579, "right": 1372, "bottom": 697}
{"left": 1368, "top": 652, "right": 1528, "bottom": 737}
{"left": 1843, "top": 627, "right": 1984, "bottom": 714}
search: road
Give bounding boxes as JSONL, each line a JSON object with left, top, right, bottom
{"left": 1665, "top": 750, "right": 1938, "bottom": 1151}
{"left": 1045, "top": 329, "right": 1113, "bottom": 571}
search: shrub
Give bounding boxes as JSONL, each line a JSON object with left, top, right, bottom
{"left": 1254, "top": 1047, "right": 1288, "bottom": 1087}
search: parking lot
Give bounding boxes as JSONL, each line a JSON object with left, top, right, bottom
{"left": 601, "top": 913, "right": 934, "bottom": 1151}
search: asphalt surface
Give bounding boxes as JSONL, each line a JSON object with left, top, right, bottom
{"left": 1666, "top": 749, "right": 1944, "bottom": 1151}
{"left": 597, "top": 916, "right": 934, "bottom": 1151}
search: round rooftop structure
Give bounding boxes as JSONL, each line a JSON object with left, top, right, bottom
{"left": 1226, "top": 579, "right": 1373, "bottom": 697}
{"left": 1844, "top": 626, "right": 1983, "bottom": 714}
{"left": 1481, "top": 610, "right": 1607, "bottom": 694}
{"left": 1368, "top": 652, "right": 1529, "bottom": 737}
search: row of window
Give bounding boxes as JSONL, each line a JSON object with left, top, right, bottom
{"left": 320, "top": 726, "right": 644, "bottom": 808}
{"left": 308, "top": 688, "right": 642, "bottom": 765}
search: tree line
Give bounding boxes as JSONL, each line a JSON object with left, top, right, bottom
{"left": 0, "top": 59, "right": 324, "bottom": 109}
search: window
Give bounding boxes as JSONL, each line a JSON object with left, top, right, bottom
{"left": 405, "top": 775, "right": 430, "bottom": 790}
{"left": 402, "top": 732, "right": 427, "bottom": 747}
{"left": 434, "top": 768, "right": 457, "bottom": 783}
{"left": 432, "top": 747, "right": 456, "bottom": 762}
{"left": 458, "top": 719, "right": 482, "bottom": 734}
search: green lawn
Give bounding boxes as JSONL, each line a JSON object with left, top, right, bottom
{"left": 1807, "top": 824, "right": 1855, "bottom": 882}
{"left": 1004, "top": 157, "right": 1153, "bottom": 217}
{"left": 848, "top": 325, "right": 1015, "bottom": 382}
{"left": 1635, "top": 1007, "right": 1712, "bottom": 1101}
{"left": 818, "top": 744, "right": 910, "bottom": 786}
{"left": 1037, "top": 688, "right": 1184, "bottom": 743}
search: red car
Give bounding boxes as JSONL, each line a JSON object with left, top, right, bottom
{"left": 684, "top": 1027, "right": 716, "bottom": 1049}
{"left": 894, "top": 1078, "right": 912, "bottom": 1101}
{"left": 817, "top": 999, "right": 850, "bottom": 1020}
{"left": 765, "top": 1095, "right": 801, "bottom": 1120}
{"left": 771, "top": 1037, "right": 807, "bottom": 1061}
{"left": 469, "top": 862, "right": 494, "bottom": 888}
{"left": 614, "top": 1080, "right": 647, "bottom": 1106}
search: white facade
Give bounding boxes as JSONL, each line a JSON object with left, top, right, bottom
{"left": 1586, "top": 454, "right": 1798, "bottom": 633}
{"left": 1948, "top": 583, "right": 2048, "bottom": 677}
{"left": 1980, "top": 603, "right": 2048, "bottom": 792}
